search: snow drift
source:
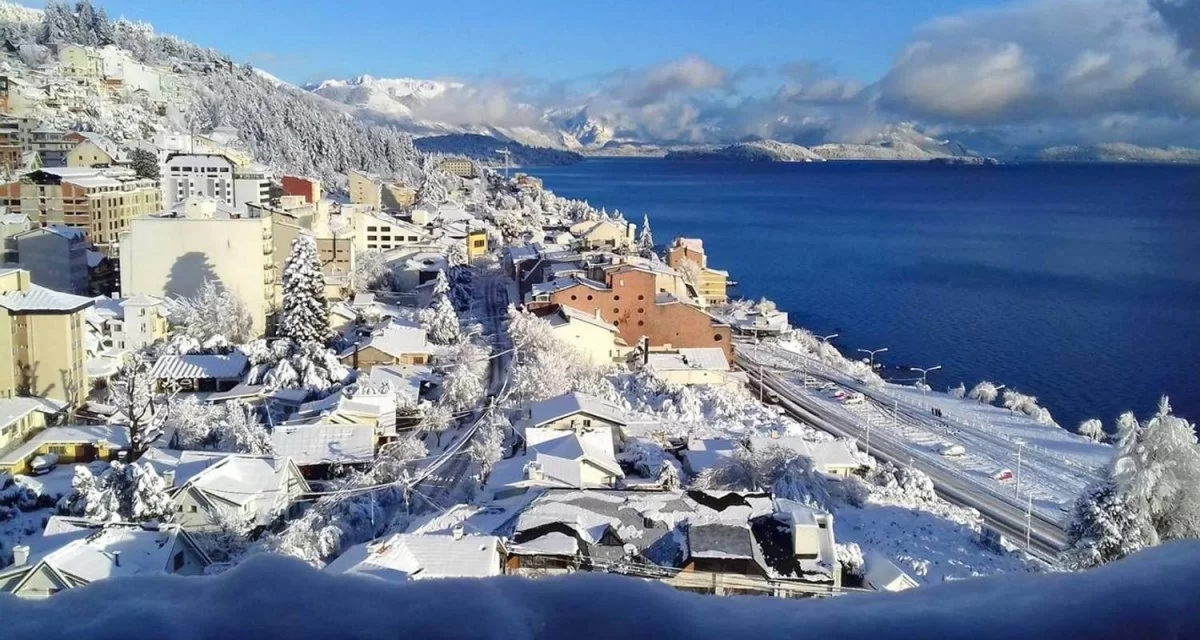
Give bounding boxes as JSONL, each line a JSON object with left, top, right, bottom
{"left": 3, "top": 542, "right": 1200, "bottom": 639}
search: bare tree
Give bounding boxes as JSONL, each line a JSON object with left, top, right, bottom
{"left": 107, "top": 352, "right": 159, "bottom": 454}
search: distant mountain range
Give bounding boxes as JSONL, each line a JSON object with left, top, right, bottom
{"left": 303, "top": 74, "right": 1200, "bottom": 165}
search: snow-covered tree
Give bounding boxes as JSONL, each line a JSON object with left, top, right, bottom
{"left": 676, "top": 258, "right": 703, "bottom": 288}
{"left": 469, "top": 410, "right": 508, "bottom": 478}
{"left": 351, "top": 250, "right": 392, "bottom": 293}
{"left": 968, "top": 381, "right": 1000, "bottom": 404}
{"left": 440, "top": 340, "right": 490, "bottom": 412}
{"left": 107, "top": 352, "right": 158, "bottom": 454}
{"left": 165, "top": 397, "right": 272, "bottom": 454}
{"left": 191, "top": 509, "right": 255, "bottom": 563}
{"left": 1077, "top": 418, "right": 1105, "bottom": 442}
{"left": 418, "top": 401, "right": 455, "bottom": 446}
{"left": 948, "top": 382, "right": 966, "bottom": 399}
{"left": 695, "top": 444, "right": 831, "bottom": 510}
{"left": 1066, "top": 397, "right": 1200, "bottom": 569}
{"left": 1002, "top": 389, "right": 1041, "bottom": 416}
{"left": 60, "top": 461, "right": 173, "bottom": 523}
{"left": 420, "top": 271, "right": 461, "bottom": 345}
{"left": 129, "top": 147, "right": 159, "bottom": 179}
{"left": 243, "top": 338, "right": 352, "bottom": 399}
{"left": 278, "top": 234, "right": 330, "bottom": 345}
{"left": 169, "top": 280, "right": 255, "bottom": 346}
{"left": 638, "top": 214, "right": 655, "bottom": 256}
{"left": 506, "top": 306, "right": 617, "bottom": 406}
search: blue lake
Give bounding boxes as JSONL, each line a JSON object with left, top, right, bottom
{"left": 530, "top": 159, "right": 1200, "bottom": 430}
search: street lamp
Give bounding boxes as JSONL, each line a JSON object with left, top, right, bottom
{"left": 912, "top": 365, "right": 941, "bottom": 395}
{"left": 818, "top": 333, "right": 839, "bottom": 344}
{"left": 1015, "top": 439, "right": 1026, "bottom": 497}
{"left": 856, "top": 347, "right": 888, "bottom": 370}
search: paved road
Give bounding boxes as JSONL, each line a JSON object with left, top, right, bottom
{"left": 738, "top": 352, "right": 1067, "bottom": 562}
{"left": 416, "top": 270, "right": 512, "bottom": 506}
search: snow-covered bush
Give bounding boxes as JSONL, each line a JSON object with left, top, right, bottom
{"left": 0, "top": 472, "right": 40, "bottom": 517}
{"left": 696, "top": 444, "right": 831, "bottom": 511}
{"left": 968, "top": 381, "right": 1000, "bottom": 404}
{"left": 191, "top": 510, "right": 256, "bottom": 564}
{"left": 1077, "top": 419, "right": 1106, "bottom": 443}
{"left": 279, "top": 235, "right": 330, "bottom": 345}
{"left": 948, "top": 382, "right": 966, "bottom": 399}
{"left": 352, "top": 250, "right": 393, "bottom": 293}
{"left": 836, "top": 542, "right": 865, "bottom": 577}
{"left": 165, "top": 397, "right": 273, "bottom": 454}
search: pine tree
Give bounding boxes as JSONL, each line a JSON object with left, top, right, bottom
{"left": 421, "top": 271, "right": 460, "bottom": 345}
{"left": 638, "top": 214, "right": 655, "bottom": 255}
{"left": 129, "top": 148, "right": 159, "bottom": 179}
{"left": 279, "top": 234, "right": 329, "bottom": 344}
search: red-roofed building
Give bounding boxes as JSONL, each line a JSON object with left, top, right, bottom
{"left": 281, "top": 175, "right": 321, "bottom": 204}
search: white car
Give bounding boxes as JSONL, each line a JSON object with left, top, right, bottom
{"left": 842, "top": 392, "right": 865, "bottom": 405}
{"left": 30, "top": 453, "right": 59, "bottom": 475}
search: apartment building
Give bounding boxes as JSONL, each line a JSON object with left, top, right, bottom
{"left": 29, "top": 126, "right": 72, "bottom": 166}
{"left": 7, "top": 226, "right": 88, "bottom": 293}
{"left": 58, "top": 44, "right": 103, "bottom": 79}
{"left": 257, "top": 200, "right": 355, "bottom": 301}
{"left": 0, "top": 167, "right": 161, "bottom": 249}
{"left": 162, "top": 153, "right": 237, "bottom": 209}
{"left": 529, "top": 267, "right": 733, "bottom": 362}
{"left": 0, "top": 267, "right": 93, "bottom": 407}
{"left": 348, "top": 169, "right": 416, "bottom": 210}
{"left": 233, "top": 164, "right": 272, "bottom": 210}
{"left": 119, "top": 199, "right": 279, "bottom": 337}
{"left": 281, "top": 175, "right": 321, "bottom": 204}
{"left": 666, "top": 237, "right": 729, "bottom": 306}
{"left": 354, "top": 209, "right": 428, "bottom": 252}
{"left": 437, "top": 158, "right": 477, "bottom": 178}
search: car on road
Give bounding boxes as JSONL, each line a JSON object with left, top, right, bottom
{"left": 831, "top": 389, "right": 846, "bottom": 400}
{"left": 30, "top": 453, "right": 58, "bottom": 475}
{"left": 993, "top": 468, "right": 1014, "bottom": 481}
{"left": 842, "top": 392, "right": 865, "bottom": 405}
{"left": 938, "top": 443, "right": 966, "bottom": 457}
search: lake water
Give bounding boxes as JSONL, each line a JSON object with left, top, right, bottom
{"left": 529, "top": 159, "right": 1200, "bottom": 430}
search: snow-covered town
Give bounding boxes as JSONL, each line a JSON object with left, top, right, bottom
{"left": 0, "top": 1, "right": 1196, "bottom": 627}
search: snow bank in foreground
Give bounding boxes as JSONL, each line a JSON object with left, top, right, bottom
{"left": 4, "top": 543, "right": 1200, "bottom": 639}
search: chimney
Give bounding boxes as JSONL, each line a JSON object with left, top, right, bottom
{"left": 641, "top": 336, "right": 650, "bottom": 366}
{"left": 452, "top": 525, "right": 465, "bottom": 540}
{"left": 163, "top": 469, "right": 176, "bottom": 487}
{"left": 113, "top": 550, "right": 121, "bottom": 567}
{"left": 12, "top": 544, "right": 29, "bottom": 566}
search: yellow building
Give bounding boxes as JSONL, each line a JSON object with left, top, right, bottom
{"left": 348, "top": 169, "right": 383, "bottom": 210}
{"left": 467, "top": 228, "right": 489, "bottom": 260}
{"left": 437, "top": 158, "right": 477, "bottom": 178}
{"left": 66, "top": 133, "right": 128, "bottom": 167}
{"left": 260, "top": 200, "right": 355, "bottom": 302}
{"left": 0, "top": 268, "right": 93, "bottom": 407}
{"left": 58, "top": 45, "right": 103, "bottom": 79}
{"left": 119, "top": 200, "right": 279, "bottom": 337}
{"left": 0, "top": 397, "right": 60, "bottom": 462}
{"left": 0, "top": 167, "right": 161, "bottom": 250}
{"left": 0, "top": 424, "right": 128, "bottom": 477}
{"left": 666, "top": 237, "right": 728, "bottom": 306}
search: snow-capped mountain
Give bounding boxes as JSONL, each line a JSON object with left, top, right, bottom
{"left": 545, "top": 106, "right": 617, "bottom": 149}
{"left": 306, "top": 75, "right": 464, "bottom": 120}
{"left": 666, "top": 140, "right": 826, "bottom": 162}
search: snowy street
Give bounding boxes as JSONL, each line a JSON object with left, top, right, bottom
{"left": 737, "top": 339, "right": 1112, "bottom": 558}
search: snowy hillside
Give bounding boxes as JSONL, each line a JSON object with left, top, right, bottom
{"left": 306, "top": 74, "right": 463, "bottom": 120}
{"left": 545, "top": 106, "right": 619, "bottom": 149}
{"left": 666, "top": 140, "right": 826, "bottom": 162}
{"left": 1038, "top": 143, "right": 1200, "bottom": 164}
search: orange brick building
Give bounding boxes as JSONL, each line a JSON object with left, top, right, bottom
{"left": 534, "top": 268, "right": 733, "bottom": 361}
{"left": 281, "top": 175, "right": 321, "bottom": 204}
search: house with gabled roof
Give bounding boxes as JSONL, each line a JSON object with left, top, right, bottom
{"left": 531, "top": 303, "right": 627, "bottom": 366}
{"left": 149, "top": 352, "right": 249, "bottom": 393}
{"left": 518, "top": 391, "right": 628, "bottom": 434}
{"left": 157, "top": 451, "right": 309, "bottom": 531}
{"left": 325, "top": 532, "right": 505, "bottom": 582}
{"left": 339, "top": 319, "right": 431, "bottom": 367}
{"left": 0, "top": 521, "right": 210, "bottom": 599}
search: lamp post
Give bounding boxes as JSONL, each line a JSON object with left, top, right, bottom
{"left": 856, "top": 347, "right": 888, "bottom": 370}
{"left": 1015, "top": 439, "right": 1026, "bottom": 497}
{"left": 912, "top": 365, "right": 942, "bottom": 396}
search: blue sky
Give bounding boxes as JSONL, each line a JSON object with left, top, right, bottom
{"left": 24, "top": 0, "right": 1009, "bottom": 85}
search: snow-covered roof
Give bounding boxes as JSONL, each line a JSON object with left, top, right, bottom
{"left": 0, "top": 212, "right": 29, "bottom": 225}
{"left": 366, "top": 364, "right": 433, "bottom": 406}
{"left": 28, "top": 523, "right": 204, "bottom": 584}
{"left": 748, "top": 437, "right": 861, "bottom": 473}
{"left": 0, "top": 424, "right": 128, "bottom": 467}
{"left": 538, "top": 304, "right": 617, "bottom": 334}
{"left": 270, "top": 423, "right": 374, "bottom": 466}
{"left": 71, "top": 132, "right": 129, "bottom": 163}
{"left": 324, "top": 534, "right": 502, "bottom": 582}
{"left": 0, "top": 284, "right": 94, "bottom": 313}
{"left": 85, "top": 249, "right": 105, "bottom": 268}
{"left": 864, "top": 550, "right": 920, "bottom": 592}
{"left": 176, "top": 453, "right": 302, "bottom": 525}
{"left": 525, "top": 392, "right": 628, "bottom": 428}
{"left": 0, "top": 395, "right": 65, "bottom": 428}
{"left": 646, "top": 348, "right": 730, "bottom": 372}
{"left": 681, "top": 438, "right": 737, "bottom": 475}
{"left": 149, "top": 353, "right": 248, "bottom": 380}
{"left": 349, "top": 320, "right": 429, "bottom": 359}
{"left": 526, "top": 426, "right": 624, "bottom": 485}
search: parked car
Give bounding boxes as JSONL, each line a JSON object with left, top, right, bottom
{"left": 939, "top": 443, "right": 966, "bottom": 457}
{"left": 843, "top": 392, "right": 865, "bottom": 405}
{"left": 832, "top": 389, "right": 847, "bottom": 400}
{"left": 993, "top": 469, "right": 1014, "bottom": 481}
{"left": 30, "top": 453, "right": 59, "bottom": 475}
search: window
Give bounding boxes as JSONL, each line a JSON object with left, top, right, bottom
{"left": 367, "top": 226, "right": 378, "bottom": 232}
{"left": 173, "top": 552, "right": 185, "bottom": 571}
{"left": 637, "top": 320, "right": 644, "bottom": 326}
{"left": 189, "top": 505, "right": 198, "bottom": 513}
{"left": 570, "top": 295, "right": 577, "bottom": 301}
{"left": 637, "top": 294, "right": 645, "bottom": 301}
{"left": 637, "top": 308, "right": 644, "bottom": 314}
{"left": 613, "top": 295, "right": 620, "bottom": 301}
{"left": 613, "top": 308, "right": 619, "bottom": 314}
{"left": 586, "top": 295, "right": 593, "bottom": 301}
{"left": 583, "top": 419, "right": 592, "bottom": 427}
{"left": 714, "top": 334, "right": 724, "bottom": 342}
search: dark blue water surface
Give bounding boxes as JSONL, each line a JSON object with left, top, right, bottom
{"left": 530, "top": 159, "right": 1200, "bottom": 429}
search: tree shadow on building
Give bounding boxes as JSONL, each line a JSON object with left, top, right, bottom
{"left": 164, "top": 251, "right": 221, "bottom": 299}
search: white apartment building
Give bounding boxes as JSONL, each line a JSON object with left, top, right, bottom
{"left": 233, "top": 165, "right": 272, "bottom": 210}
{"left": 162, "top": 153, "right": 237, "bottom": 209}
{"left": 119, "top": 199, "right": 279, "bottom": 337}
{"left": 355, "top": 209, "right": 429, "bottom": 252}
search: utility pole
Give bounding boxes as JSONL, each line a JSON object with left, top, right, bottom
{"left": 759, "top": 363, "right": 764, "bottom": 402}
{"left": 865, "top": 414, "right": 872, "bottom": 458}
{"left": 1015, "top": 440, "right": 1025, "bottom": 497}
{"left": 1025, "top": 492, "right": 1033, "bottom": 552}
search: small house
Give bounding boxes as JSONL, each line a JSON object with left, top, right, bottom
{"left": 149, "top": 353, "right": 248, "bottom": 393}
{"left": 325, "top": 532, "right": 505, "bottom": 582}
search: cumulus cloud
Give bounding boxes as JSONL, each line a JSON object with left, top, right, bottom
{"left": 614, "top": 55, "right": 730, "bottom": 108}
{"left": 879, "top": 0, "right": 1200, "bottom": 130}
